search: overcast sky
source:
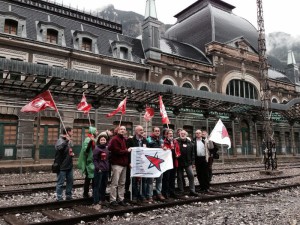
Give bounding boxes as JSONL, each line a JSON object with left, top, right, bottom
{"left": 55, "top": 0, "right": 299, "bottom": 36}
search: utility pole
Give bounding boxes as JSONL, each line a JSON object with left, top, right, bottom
{"left": 257, "top": 0, "right": 277, "bottom": 170}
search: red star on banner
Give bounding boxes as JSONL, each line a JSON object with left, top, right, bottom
{"left": 145, "top": 153, "right": 165, "bottom": 171}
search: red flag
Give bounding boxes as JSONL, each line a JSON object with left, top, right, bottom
{"left": 21, "top": 90, "right": 58, "bottom": 113}
{"left": 77, "top": 93, "right": 91, "bottom": 114}
{"left": 144, "top": 107, "right": 155, "bottom": 122}
{"left": 106, "top": 97, "right": 127, "bottom": 118}
{"left": 159, "top": 96, "right": 170, "bottom": 124}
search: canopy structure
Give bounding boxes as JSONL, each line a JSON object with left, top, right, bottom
{"left": 0, "top": 58, "right": 300, "bottom": 123}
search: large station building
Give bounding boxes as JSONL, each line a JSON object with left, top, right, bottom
{"left": 0, "top": 0, "right": 299, "bottom": 161}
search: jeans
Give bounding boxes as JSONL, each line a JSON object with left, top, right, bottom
{"left": 93, "top": 171, "right": 109, "bottom": 204}
{"left": 154, "top": 174, "right": 163, "bottom": 195}
{"left": 132, "top": 177, "right": 143, "bottom": 200}
{"left": 56, "top": 169, "right": 73, "bottom": 201}
{"left": 110, "top": 165, "right": 127, "bottom": 202}
{"left": 177, "top": 165, "right": 195, "bottom": 193}
{"left": 142, "top": 178, "right": 153, "bottom": 199}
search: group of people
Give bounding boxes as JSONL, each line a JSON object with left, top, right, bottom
{"left": 53, "top": 125, "right": 218, "bottom": 208}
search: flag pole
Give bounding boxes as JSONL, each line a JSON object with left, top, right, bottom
{"left": 221, "top": 144, "right": 224, "bottom": 164}
{"left": 145, "top": 121, "right": 148, "bottom": 137}
{"left": 87, "top": 112, "right": 92, "bottom": 127}
{"left": 48, "top": 91, "right": 67, "bottom": 134}
{"left": 119, "top": 114, "right": 123, "bottom": 127}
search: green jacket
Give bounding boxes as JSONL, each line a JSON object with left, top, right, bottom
{"left": 77, "top": 127, "right": 97, "bottom": 178}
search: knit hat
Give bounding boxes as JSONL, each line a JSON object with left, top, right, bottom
{"left": 96, "top": 131, "right": 108, "bottom": 142}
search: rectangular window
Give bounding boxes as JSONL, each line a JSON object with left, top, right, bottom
{"left": 47, "top": 29, "right": 58, "bottom": 44}
{"left": 47, "top": 127, "right": 59, "bottom": 145}
{"left": 82, "top": 38, "right": 92, "bottom": 51}
{"left": 72, "top": 128, "right": 82, "bottom": 145}
{"left": 4, "top": 19, "right": 18, "bottom": 35}
{"left": 3, "top": 125, "right": 17, "bottom": 145}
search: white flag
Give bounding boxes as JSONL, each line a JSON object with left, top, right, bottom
{"left": 209, "top": 119, "right": 231, "bottom": 148}
{"left": 131, "top": 147, "right": 173, "bottom": 178}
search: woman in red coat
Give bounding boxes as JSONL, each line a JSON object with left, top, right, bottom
{"left": 161, "top": 129, "right": 181, "bottom": 199}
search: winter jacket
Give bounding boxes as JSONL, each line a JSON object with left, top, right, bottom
{"left": 54, "top": 136, "right": 73, "bottom": 171}
{"left": 93, "top": 144, "right": 109, "bottom": 172}
{"left": 108, "top": 134, "right": 129, "bottom": 167}
{"left": 147, "top": 134, "right": 163, "bottom": 148}
{"left": 77, "top": 127, "right": 97, "bottom": 178}
{"left": 177, "top": 138, "right": 194, "bottom": 167}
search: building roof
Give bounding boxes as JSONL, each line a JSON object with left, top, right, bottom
{"left": 165, "top": 0, "right": 258, "bottom": 52}
{"left": 0, "top": 0, "right": 145, "bottom": 63}
{"left": 160, "top": 38, "right": 212, "bottom": 64}
{"left": 268, "top": 69, "right": 292, "bottom": 84}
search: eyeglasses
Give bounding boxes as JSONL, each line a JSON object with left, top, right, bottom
{"left": 195, "top": 132, "right": 201, "bottom": 134}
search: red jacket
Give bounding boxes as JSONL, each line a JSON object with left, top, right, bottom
{"left": 108, "top": 134, "right": 129, "bottom": 167}
{"left": 163, "top": 138, "right": 181, "bottom": 168}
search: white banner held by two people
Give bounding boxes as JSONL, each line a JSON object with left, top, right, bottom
{"left": 131, "top": 147, "right": 173, "bottom": 178}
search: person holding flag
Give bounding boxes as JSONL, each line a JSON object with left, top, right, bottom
{"left": 146, "top": 127, "right": 166, "bottom": 201}
{"left": 161, "top": 129, "right": 181, "bottom": 199}
{"left": 108, "top": 126, "right": 131, "bottom": 207}
{"left": 54, "top": 127, "right": 74, "bottom": 201}
{"left": 77, "top": 127, "right": 98, "bottom": 198}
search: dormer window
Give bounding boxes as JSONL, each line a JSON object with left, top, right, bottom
{"left": 36, "top": 21, "right": 66, "bottom": 47}
{"left": 0, "top": 13, "right": 26, "bottom": 37}
{"left": 4, "top": 19, "right": 18, "bottom": 35}
{"left": 47, "top": 29, "right": 58, "bottom": 44}
{"left": 110, "top": 40, "right": 133, "bottom": 61}
{"left": 72, "top": 31, "right": 98, "bottom": 54}
{"left": 120, "top": 47, "right": 128, "bottom": 60}
{"left": 82, "top": 37, "right": 92, "bottom": 51}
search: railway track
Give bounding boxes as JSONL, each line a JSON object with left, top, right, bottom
{"left": 0, "top": 174, "right": 299, "bottom": 225}
{"left": 1, "top": 163, "right": 300, "bottom": 197}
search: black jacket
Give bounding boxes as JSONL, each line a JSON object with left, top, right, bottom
{"left": 126, "top": 135, "right": 147, "bottom": 148}
{"left": 54, "top": 136, "right": 73, "bottom": 171}
{"left": 177, "top": 138, "right": 194, "bottom": 167}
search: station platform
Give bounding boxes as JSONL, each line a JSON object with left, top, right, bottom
{"left": 0, "top": 155, "right": 299, "bottom": 174}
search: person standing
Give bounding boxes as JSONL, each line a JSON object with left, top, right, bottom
{"left": 162, "top": 129, "right": 181, "bottom": 199}
{"left": 109, "top": 126, "right": 131, "bottom": 206}
{"left": 194, "top": 129, "right": 214, "bottom": 192}
{"left": 146, "top": 127, "right": 165, "bottom": 201}
{"left": 77, "top": 126, "right": 98, "bottom": 198}
{"left": 202, "top": 130, "right": 218, "bottom": 181}
{"left": 126, "top": 125, "right": 149, "bottom": 203}
{"left": 177, "top": 130, "right": 198, "bottom": 196}
{"left": 54, "top": 127, "right": 74, "bottom": 201}
{"left": 93, "top": 132, "right": 110, "bottom": 207}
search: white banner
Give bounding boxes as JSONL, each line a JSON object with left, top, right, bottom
{"left": 131, "top": 147, "right": 173, "bottom": 178}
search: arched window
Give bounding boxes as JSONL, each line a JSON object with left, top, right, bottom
{"left": 282, "top": 99, "right": 288, "bottom": 104}
{"left": 182, "top": 83, "right": 193, "bottom": 88}
{"left": 4, "top": 19, "right": 18, "bottom": 35}
{"left": 47, "top": 29, "right": 58, "bottom": 44}
{"left": 163, "top": 79, "right": 174, "bottom": 86}
{"left": 226, "top": 79, "right": 258, "bottom": 100}
{"left": 82, "top": 37, "right": 92, "bottom": 51}
{"left": 200, "top": 86, "right": 209, "bottom": 91}
{"left": 272, "top": 98, "right": 278, "bottom": 103}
